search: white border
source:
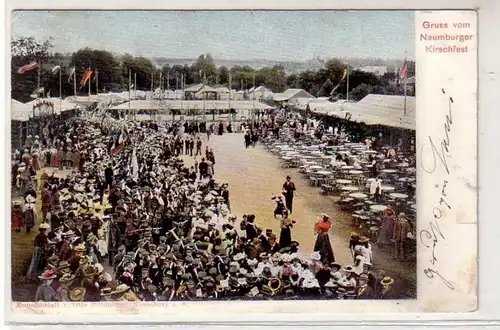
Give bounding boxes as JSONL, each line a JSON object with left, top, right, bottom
{"left": 2, "top": 0, "right": 499, "bottom": 326}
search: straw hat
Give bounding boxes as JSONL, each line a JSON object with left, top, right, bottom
{"left": 69, "top": 287, "right": 86, "bottom": 302}
{"left": 59, "top": 273, "right": 76, "bottom": 284}
{"left": 74, "top": 244, "right": 87, "bottom": 252}
{"left": 381, "top": 276, "right": 394, "bottom": 286}
{"left": 321, "top": 213, "right": 329, "bottom": 219}
{"left": 83, "top": 265, "right": 100, "bottom": 277}
{"left": 39, "top": 223, "right": 50, "bottom": 230}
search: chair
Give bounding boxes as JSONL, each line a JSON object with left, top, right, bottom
{"left": 368, "top": 225, "right": 380, "bottom": 239}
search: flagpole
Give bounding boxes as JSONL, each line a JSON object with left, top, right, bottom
{"left": 37, "top": 60, "right": 41, "bottom": 100}
{"left": 88, "top": 67, "right": 91, "bottom": 102}
{"left": 203, "top": 72, "right": 206, "bottom": 121}
{"left": 73, "top": 69, "right": 77, "bottom": 96}
{"left": 180, "top": 73, "right": 184, "bottom": 119}
{"left": 59, "top": 64, "right": 62, "bottom": 116}
{"left": 128, "top": 69, "right": 131, "bottom": 120}
{"left": 96, "top": 69, "right": 99, "bottom": 96}
{"left": 346, "top": 61, "right": 350, "bottom": 102}
{"left": 228, "top": 71, "right": 232, "bottom": 119}
{"left": 134, "top": 73, "right": 137, "bottom": 100}
{"left": 151, "top": 71, "right": 154, "bottom": 99}
{"left": 252, "top": 72, "right": 256, "bottom": 119}
{"left": 167, "top": 71, "right": 170, "bottom": 91}
{"left": 403, "top": 57, "right": 408, "bottom": 116}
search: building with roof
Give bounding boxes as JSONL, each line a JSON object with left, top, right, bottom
{"left": 215, "top": 87, "right": 231, "bottom": 100}
{"left": 248, "top": 86, "right": 273, "bottom": 100}
{"left": 183, "top": 83, "right": 218, "bottom": 100}
{"left": 273, "top": 88, "right": 314, "bottom": 102}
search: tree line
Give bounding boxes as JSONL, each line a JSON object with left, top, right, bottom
{"left": 11, "top": 36, "right": 415, "bottom": 103}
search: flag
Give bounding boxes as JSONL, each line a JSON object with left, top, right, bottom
{"left": 399, "top": 61, "right": 408, "bottom": 80}
{"left": 130, "top": 147, "right": 139, "bottom": 180}
{"left": 18, "top": 61, "right": 38, "bottom": 74}
{"left": 110, "top": 131, "right": 125, "bottom": 154}
{"left": 129, "top": 84, "right": 134, "bottom": 90}
{"left": 330, "top": 68, "right": 349, "bottom": 96}
{"left": 80, "top": 70, "right": 93, "bottom": 88}
{"left": 93, "top": 69, "right": 99, "bottom": 82}
{"left": 341, "top": 68, "right": 348, "bottom": 81}
{"left": 51, "top": 65, "right": 61, "bottom": 74}
{"left": 68, "top": 67, "right": 76, "bottom": 82}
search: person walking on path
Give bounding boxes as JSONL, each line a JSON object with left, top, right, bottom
{"left": 282, "top": 175, "right": 296, "bottom": 215}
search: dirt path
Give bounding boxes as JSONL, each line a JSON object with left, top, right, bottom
{"left": 203, "top": 133, "right": 416, "bottom": 298}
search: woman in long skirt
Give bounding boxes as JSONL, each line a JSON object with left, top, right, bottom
{"left": 313, "top": 213, "right": 335, "bottom": 264}
{"left": 279, "top": 210, "right": 293, "bottom": 248}
{"left": 26, "top": 223, "right": 50, "bottom": 280}
{"left": 377, "top": 207, "right": 396, "bottom": 246}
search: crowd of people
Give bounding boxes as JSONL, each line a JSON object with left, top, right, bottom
{"left": 11, "top": 108, "right": 400, "bottom": 302}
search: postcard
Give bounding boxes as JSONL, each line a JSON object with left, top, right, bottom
{"left": 6, "top": 7, "right": 477, "bottom": 324}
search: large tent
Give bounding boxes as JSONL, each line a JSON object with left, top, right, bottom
{"left": 25, "top": 97, "right": 78, "bottom": 115}
{"left": 311, "top": 94, "right": 415, "bottom": 130}
{"left": 11, "top": 100, "right": 31, "bottom": 121}
{"left": 273, "top": 88, "right": 314, "bottom": 102}
{"left": 109, "top": 100, "right": 274, "bottom": 112}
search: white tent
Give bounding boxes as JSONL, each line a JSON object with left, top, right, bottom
{"left": 11, "top": 100, "right": 31, "bottom": 121}
{"left": 109, "top": 100, "right": 274, "bottom": 112}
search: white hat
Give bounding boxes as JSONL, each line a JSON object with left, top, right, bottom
{"left": 310, "top": 251, "right": 321, "bottom": 261}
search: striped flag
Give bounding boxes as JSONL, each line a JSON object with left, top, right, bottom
{"left": 80, "top": 70, "right": 93, "bottom": 88}
{"left": 399, "top": 61, "right": 408, "bottom": 80}
{"left": 68, "top": 67, "right": 76, "bottom": 82}
{"left": 52, "top": 65, "right": 61, "bottom": 74}
{"left": 18, "top": 61, "right": 38, "bottom": 74}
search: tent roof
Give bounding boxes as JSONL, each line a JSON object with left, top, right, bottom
{"left": 184, "top": 84, "right": 218, "bottom": 93}
{"left": 25, "top": 97, "right": 77, "bottom": 114}
{"left": 313, "top": 94, "right": 415, "bottom": 130}
{"left": 216, "top": 87, "right": 230, "bottom": 93}
{"left": 109, "top": 100, "right": 274, "bottom": 111}
{"left": 11, "top": 100, "right": 31, "bottom": 121}
{"left": 273, "top": 88, "right": 314, "bottom": 101}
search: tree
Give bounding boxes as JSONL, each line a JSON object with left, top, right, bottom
{"left": 71, "top": 48, "right": 122, "bottom": 92}
{"left": 11, "top": 36, "right": 53, "bottom": 62}
{"left": 350, "top": 83, "right": 373, "bottom": 101}
{"left": 118, "top": 54, "right": 155, "bottom": 90}
{"left": 218, "top": 66, "right": 229, "bottom": 85}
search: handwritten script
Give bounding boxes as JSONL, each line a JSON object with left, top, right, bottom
{"left": 419, "top": 89, "right": 456, "bottom": 291}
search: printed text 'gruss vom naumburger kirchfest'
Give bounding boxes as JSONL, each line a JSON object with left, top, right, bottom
{"left": 420, "top": 20, "right": 474, "bottom": 54}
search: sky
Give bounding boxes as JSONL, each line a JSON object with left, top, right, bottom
{"left": 11, "top": 11, "right": 415, "bottom": 62}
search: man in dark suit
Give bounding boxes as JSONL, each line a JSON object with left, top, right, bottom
{"left": 356, "top": 273, "right": 374, "bottom": 299}
{"left": 282, "top": 175, "right": 296, "bottom": 214}
{"left": 104, "top": 165, "right": 114, "bottom": 190}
